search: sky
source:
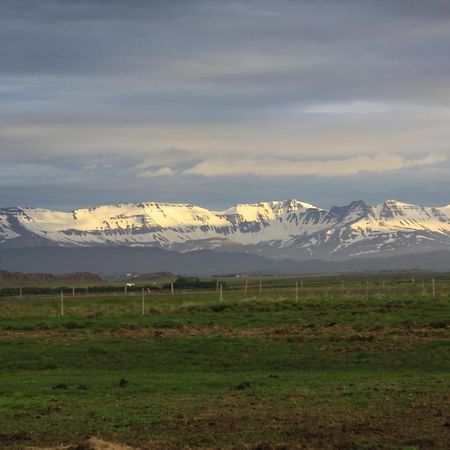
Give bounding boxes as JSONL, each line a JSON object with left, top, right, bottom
{"left": 1, "top": 0, "right": 450, "bottom": 210}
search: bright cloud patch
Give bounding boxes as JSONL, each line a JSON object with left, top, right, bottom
{"left": 171, "top": 153, "right": 447, "bottom": 177}
{"left": 304, "top": 101, "right": 390, "bottom": 115}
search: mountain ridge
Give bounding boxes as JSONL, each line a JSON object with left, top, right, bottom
{"left": 1, "top": 198, "right": 450, "bottom": 260}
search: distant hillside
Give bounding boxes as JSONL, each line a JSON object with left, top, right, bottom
{"left": 132, "top": 272, "right": 175, "bottom": 282}
{"left": 0, "top": 246, "right": 449, "bottom": 276}
{"left": 0, "top": 270, "right": 103, "bottom": 287}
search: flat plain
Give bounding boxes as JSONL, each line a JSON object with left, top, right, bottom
{"left": 0, "top": 276, "right": 449, "bottom": 449}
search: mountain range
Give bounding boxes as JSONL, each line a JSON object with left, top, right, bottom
{"left": 1, "top": 199, "right": 450, "bottom": 261}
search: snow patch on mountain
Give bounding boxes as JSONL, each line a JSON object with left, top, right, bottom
{"left": 1, "top": 198, "right": 449, "bottom": 260}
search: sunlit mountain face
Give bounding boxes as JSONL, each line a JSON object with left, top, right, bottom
{"left": 1, "top": 199, "right": 449, "bottom": 260}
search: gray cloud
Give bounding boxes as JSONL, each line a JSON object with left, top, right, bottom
{"left": 180, "top": 153, "right": 447, "bottom": 177}
{"left": 1, "top": 156, "right": 449, "bottom": 211}
{"left": 0, "top": 0, "right": 450, "bottom": 208}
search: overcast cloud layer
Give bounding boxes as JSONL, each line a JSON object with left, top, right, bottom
{"left": 1, "top": 0, "right": 450, "bottom": 210}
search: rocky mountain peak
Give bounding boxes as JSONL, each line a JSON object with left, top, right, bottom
{"left": 1, "top": 198, "right": 449, "bottom": 260}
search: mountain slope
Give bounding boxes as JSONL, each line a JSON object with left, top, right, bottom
{"left": 0, "top": 246, "right": 449, "bottom": 275}
{"left": 1, "top": 199, "right": 450, "bottom": 260}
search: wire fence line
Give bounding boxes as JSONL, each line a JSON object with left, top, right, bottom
{"left": 0, "top": 277, "right": 447, "bottom": 303}
{"left": 0, "top": 279, "right": 447, "bottom": 321}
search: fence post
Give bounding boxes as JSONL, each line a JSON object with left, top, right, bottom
{"left": 244, "top": 279, "right": 248, "bottom": 297}
{"left": 60, "top": 291, "right": 64, "bottom": 317}
{"left": 171, "top": 282, "right": 174, "bottom": 295}
{"left": 432, "top": 278, "right": 436, "bottom": 298}
{"left": 295, "top": 282, "right": 299, "bottom": 302}
{"left": 124, "top": 284, "right": 127, "bottom": 296}
{"left": 219, "top": 283, "right": 223, "bottom": 303}
{"left": 19, "top": 287, "right": 22, "bottom": 299}
{"left": 141, "top": 288, "right": 145, "bottom": 316}
{"left": 72, "top": 285, "right": 75, "bottom": 297}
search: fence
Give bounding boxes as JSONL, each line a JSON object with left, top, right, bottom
{"left": 0, "top": 276, "right": 448, "bottom": 321}
{"left": 0, "top": 276, "right": 448, "bottom": 302}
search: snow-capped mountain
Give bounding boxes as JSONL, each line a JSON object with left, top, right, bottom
{"left": 1, "top": 199, "right": 450, "bottom": 260}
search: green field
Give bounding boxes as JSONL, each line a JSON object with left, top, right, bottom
{"left": 0, "top": 279, "right": 449, "bottom": 449}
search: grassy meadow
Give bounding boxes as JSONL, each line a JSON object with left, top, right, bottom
{"left": 0, "top": 276, "right": 449, "bottom": 449}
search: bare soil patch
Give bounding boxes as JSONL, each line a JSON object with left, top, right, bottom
{"left": 26, "top": 437, "right": 137, "bottom": 450}
{"left": 1, "top": 321, "right": 449, "bottom": 340}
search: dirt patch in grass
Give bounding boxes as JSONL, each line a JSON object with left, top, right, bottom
{"left": 138, "top": 393, "right": 450, "bottom": 449}
{"left": 1, "top": 322, "right": 449, "bottom": 344}
{"left": 8, "top": 402, "right": 450, "bottom": 450}
{"left": 26, "top": 437, "right": 137, "bottom": 450}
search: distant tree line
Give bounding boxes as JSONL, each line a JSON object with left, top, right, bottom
{"left": 0, "top": 277, "right": 221, "bottom": 297}
{"left": 162, "top": 277, "right": 218, "bottom": 290}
